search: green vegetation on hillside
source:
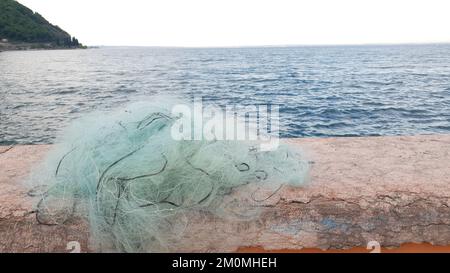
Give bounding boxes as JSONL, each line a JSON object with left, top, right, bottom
{"left": 0, "top": 0, "right": 81, "bottom": 47}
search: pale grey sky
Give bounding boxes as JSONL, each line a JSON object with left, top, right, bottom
{"left": 18, "top": 0, "right": 450, "bottom": 47}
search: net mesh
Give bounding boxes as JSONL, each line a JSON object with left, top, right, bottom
{"left": 28, "top": 99, "right": 309, "bottom": 252}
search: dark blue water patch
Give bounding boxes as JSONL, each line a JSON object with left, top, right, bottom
{"left": 54, "top": 89, "right": 79, "bottom": 95}
{"left": 0, "top": 140, "right": 17, "bottom": 145}
{"left": 313, "top": 121, "right": 354, "bottom": 129}
{"left": 431, "top": 125, "right": 450, "bottom": 131}
{"left": 112, "top": 87, "right": 138, "bottom": 94}
{"left": 12, "top": 104, "right": 30, "bottom": 109}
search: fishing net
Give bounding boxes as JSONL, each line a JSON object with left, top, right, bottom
{"left": 28, "top": 98, "right": 309, "bottom": 252}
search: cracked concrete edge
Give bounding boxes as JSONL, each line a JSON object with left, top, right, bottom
{"left": 0, "top": 145, "right": 89, "bottom": 252}
{"left": 1, "top": 135, "right": 450, "bottom": 252}
{"left": 0, "top": 146, "right": 14, "bottom": 155}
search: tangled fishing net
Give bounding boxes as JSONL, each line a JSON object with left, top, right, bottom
{"left": 29, "top": 98, "right": 309, "bottom": 252}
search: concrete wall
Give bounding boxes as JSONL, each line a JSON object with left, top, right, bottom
{"left": 1, "top": 135, "right": 450, "bottom": 252}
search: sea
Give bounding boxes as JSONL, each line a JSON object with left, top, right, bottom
{"left": 1, "top": 44, "right": 450, "bottom": 144}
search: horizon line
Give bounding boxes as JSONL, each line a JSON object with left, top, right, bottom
{"left": 87, "top": 41, "right": 450, "bottom": 49}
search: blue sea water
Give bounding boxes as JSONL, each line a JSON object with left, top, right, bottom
{"left": 1, "top": 44, "right": 450, "bottom": 144}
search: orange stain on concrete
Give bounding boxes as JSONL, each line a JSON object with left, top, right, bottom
{"left": 237, "top": 243, "right": 450, "bottom": 253}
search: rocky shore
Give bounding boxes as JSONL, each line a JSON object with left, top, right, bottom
{"left": 0, "top": 41, "right": 86, "bottom": 52}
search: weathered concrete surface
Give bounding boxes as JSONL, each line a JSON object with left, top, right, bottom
{"left": 0, "top": 145, "right": 89, "bottom": 252}
{"left": 1, "top": 135, "right": 450, "bottom": 252}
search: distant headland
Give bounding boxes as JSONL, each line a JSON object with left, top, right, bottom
{"left": 0, "top": 0, "right": 85, "bottom": 51}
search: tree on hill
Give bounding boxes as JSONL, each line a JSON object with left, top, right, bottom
{"left": 0, "top": 0, "right": 82, "bottom": 47}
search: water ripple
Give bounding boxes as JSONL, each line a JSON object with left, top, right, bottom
{"left": 1, "top": 45, "right": 450, "bottom": 144}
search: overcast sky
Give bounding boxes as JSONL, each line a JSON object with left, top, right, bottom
{"left": 18, "top": 0, "right": 450, "bottom": 47}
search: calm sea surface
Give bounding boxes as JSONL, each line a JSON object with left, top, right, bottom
{"left": 1, "top": 45, "right": 450, "bottom": 144}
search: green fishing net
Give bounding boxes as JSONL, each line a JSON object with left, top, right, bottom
{"left": 29, "top": 99, "right": 309, "bottom": 252}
